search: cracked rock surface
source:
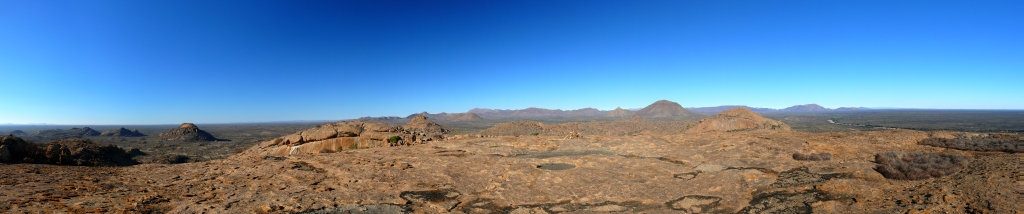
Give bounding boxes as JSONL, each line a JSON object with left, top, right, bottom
{"left": 0, "top": 129, "right": 1018, "bottom": 213}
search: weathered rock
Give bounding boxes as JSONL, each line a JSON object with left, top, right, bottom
{"left": 301, "top": 126, "right": 337, "bottom": 142}
{"left": 0, "top": 128, "right": 1017, "bottom": 213}
{"left": 403, "top": 115, "right": 452, "bottom": 135}
{"left": 0, "top": 135, "right": 136, "bottom": 166}
{"left": 0, "top": 145, "right": 10, "bottom": 162}
{"left": 685, "top": 108, "right": 791, "bottom": 133}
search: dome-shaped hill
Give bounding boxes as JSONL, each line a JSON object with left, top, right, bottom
{"left": 450, "top": 112, "right": 484, "bottom": 121}
{"left": 479, "top": 120, "right": 546, "bottom": 136}
{"left": 159, "top": 123, "right": 220, "bottom": 141}
{"left": 685, "top": 108, "right": 791, "bottom": 133}
{"left": 100, "top": 127, "right": 146, "bottom": 137}
{"left": 605, "top": 107, "right": 634, "bottom": 118}
{"left": 782, "top": 104, "right": 829, "bottom": 112}
{"left": 635, "top": 100, "right": 693, "bottom": 119}
{"left": 404, "top": 115, "right": 452, "bottom": 134}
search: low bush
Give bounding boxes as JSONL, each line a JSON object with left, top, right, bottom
{"left": 874, "top": 152, "right": 967, "bottom": 180}
{"left": 792, "top": 152, "right": 832, "bottom": 161}
{"left": 918, "top": 133, "right": 1021, "bottom": 153}
{"left": 387, "top": 136, "right": 402, "bottom": 143}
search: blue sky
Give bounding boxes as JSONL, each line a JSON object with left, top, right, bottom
{"left": 1, "top": 0, "right": 1021, "bottom": 124}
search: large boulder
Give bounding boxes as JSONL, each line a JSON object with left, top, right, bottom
{"left": 159, "top": 123, "right": 221, "bottom": 141}
{"left": 685, "top": 108, "right": 791, "bottom": 133}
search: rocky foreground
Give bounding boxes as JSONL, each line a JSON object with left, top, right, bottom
{"left": 0, "top": 129, "right": 1018, "bottom": 213}
{"left": 1, "top": 109, "right": 1020, "bottom": 213}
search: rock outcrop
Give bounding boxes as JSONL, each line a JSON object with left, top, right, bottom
{"left": 605, "top": 107, "right": 634, "bottom": 118}
{"left": 403, "top": 115, "right": 452, "bottom": 134}
{"left": 255, "top": 119, "right": 452, "bottom": 156}
{"left": 100, "top": 128, "right": 146, "bottom": 137}
{"left": 635, "top": 100, "right": 693, "bottom": 119}
{"left": 159, "top": 123, "right": 220, "bottom": 141}
{"left": 0, "top": 135, "right": 136, "bottom": 166}
{"left": 685, "top": 108, "right": 791, "bottom": 133}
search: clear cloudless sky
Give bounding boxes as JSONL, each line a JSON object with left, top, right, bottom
{"left": 1, "top": 0, "right": 1021, "bottom": 124}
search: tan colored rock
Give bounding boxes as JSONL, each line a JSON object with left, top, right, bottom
{"left": 685, "top": 108, "right": 791, "bottom": 133}
{"left": 586, "top": 204, "right": 627, "bottom": 212}
{"left": 301, "top": 126, "right": 337, "bottom": 142}
{"left": 281, "top": 133, "right": 303, "bottom": 145}
{"left": 403, "top": 115, "right": 452, "bottom": 134}
{"left": 0, "top": 129, "right": 1017, "bottom": 213}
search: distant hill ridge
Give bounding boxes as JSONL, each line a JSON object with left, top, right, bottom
{"left": 689, "top": 104, "right": 865, "bottom": 114}
{"left": 354, "top": 100, "right": 865, "bottom": 121}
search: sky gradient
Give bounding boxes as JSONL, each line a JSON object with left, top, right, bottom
{"left": 1, "top": 0, "right": 1022, "bottom": 124}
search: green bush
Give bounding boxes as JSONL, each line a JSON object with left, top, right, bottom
{"left": 388, "top": 136, "right": 402, "bottom": 143}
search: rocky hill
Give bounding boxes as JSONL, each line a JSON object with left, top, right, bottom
{"left": 685, "top": 108, "right": 791, "bottom": 133}
{"left": 0, "top": 135, "right": 136, "bottom": 166}
{"left": 449, "top": 112, "right": 484, "bottom": 121}
{"left": 159, "top": 123, "right": 221, "bottom": 141}
{"left": 605, "top": 107, "right": 634, "bottom": 118}
{"left": 403, "top": 115, "right": 452, "bottom": 134}
{"left": 30, "top": 127, "right": 101, "bottom": 141}
{"left": 100, "top": 128, "right": 146, "bottom": 137}
{"left": 634, "top": 100, "right": 693, "bottom": 119}
{"left": 782, "top": 104, "right": 829, "bottom": 112}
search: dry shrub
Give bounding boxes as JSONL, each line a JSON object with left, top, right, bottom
{"left": 792, "top": 152, "right": 832, "bottom": 161}
{"left": 918, "top": 133, "right": 1022, "bottom": 153}
{"left": 874, "top": 152, "right": 967, "bottom": 180}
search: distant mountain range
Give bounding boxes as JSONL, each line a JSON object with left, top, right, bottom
{"left": 688, "top": 104, "right": 865, "bottom": 114}
{"left": 353, "top": 101, "right": 863, "bottom": 122}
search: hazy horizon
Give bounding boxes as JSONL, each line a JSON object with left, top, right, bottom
{"left": 2, "top": 1, "right": 1021, "bottom": 124}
